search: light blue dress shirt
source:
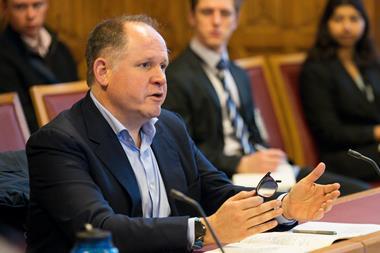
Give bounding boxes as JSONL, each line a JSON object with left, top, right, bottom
{"left": 90, "top": 93, "right": 195, "bottom": 245}
{"left": 90, "top": 92, "right": 293, "bottom": 247}
{"left": 90, "top": 92, "right": 170, "bottom": 218}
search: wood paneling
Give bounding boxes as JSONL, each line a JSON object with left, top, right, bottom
{"left": 1, "top": 0, "right": 380, "bottom": 78}
{"left": 230, "top": 0, "right": 377, "bottom": 58}
{"left": 44, "top": 0, "right": 192, "bottom": 78}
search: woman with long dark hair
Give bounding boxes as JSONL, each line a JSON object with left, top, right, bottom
{"left": 300, "top": 0, "right": 380, "bottom": 180}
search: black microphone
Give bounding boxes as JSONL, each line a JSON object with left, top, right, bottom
{"left": 347, "top": 149, "right": 380, "bottom": 177}
{"left": 170, "top": 189, "right": 225, "bottom": 253}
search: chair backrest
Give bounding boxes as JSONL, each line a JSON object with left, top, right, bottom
{"left": 235, "top": 56, "right": 293, "bottom": 155}
{"left": 268, "top": 53, "right": 319, "bottom": 167}
{"left": 30, "top": 80, "right": 88, "bottom": 127}
{"left": 0, "top": 92, "right": 30, "bottom": 152}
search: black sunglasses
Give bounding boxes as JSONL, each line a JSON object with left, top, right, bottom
{"left": 256, "top": 172, "right": 281, "bottom": 198}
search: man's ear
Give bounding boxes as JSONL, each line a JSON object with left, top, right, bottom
{"left": 93, "top": 58, "right": 110, "bottom": 88}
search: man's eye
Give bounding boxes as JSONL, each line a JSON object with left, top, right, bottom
{"left": 33, "top": 2, "right": 45, "bottom": 9}
{"left": 221, "top": 10, "right": 232, "bottom": 17}
{"left": 199, "top": 9, "right": 213, "bottom": 16}
{"left": 14, "top": 4, "right": 27, "bottom": 11}
{"left": 160, "top": 63, "right": 167, "bottom": 70}
{"left": 140, "top": 63, "right": 151, "bottom": 69}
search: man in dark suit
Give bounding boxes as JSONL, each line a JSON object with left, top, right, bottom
{"left": 0, "top": 0, "right": 78, "bottom": 132}
{"left": 164, "top": 0, "right": 369, "bottom": 194}
{"left": 26, "top": 14, "right": 341, "bottom": 253}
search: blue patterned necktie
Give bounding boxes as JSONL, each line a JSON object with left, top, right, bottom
{"left": 216, "top": 59, "right": 254, "bottom": 155}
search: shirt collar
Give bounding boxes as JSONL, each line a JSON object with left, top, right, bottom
{"left": 190, "top": 37, "right": 229, "bottom": 70}
{"left": 21, "top": 27, "right": 52, "bottom": 57}
{"left": 90, "top": 92, "right": 158, "bottom": 145}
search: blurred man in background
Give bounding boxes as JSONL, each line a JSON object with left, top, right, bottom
{"left": 164, "top": 0, "right": 369, "bottom": 195}
{"left": 0, "top": 0, "right": 78, "bottom": 132}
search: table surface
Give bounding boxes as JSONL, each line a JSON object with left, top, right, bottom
{"left": 320, "top": 187, "right": 380, "bottom": 224}
{"left": 199, "top": 187, "right": 380, "bottom": 253}
{"left": 313, "top": 187, "right": 380, "bottom": 253}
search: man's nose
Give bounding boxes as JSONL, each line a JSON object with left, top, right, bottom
{"left": 212, "top": 11, "right": 222, "bottom": 25}
{"left": 152, "top": 67, "right": 166, "bottom": 86}
{"left": 26, "top": 6, "right": 37, "bottom": 19}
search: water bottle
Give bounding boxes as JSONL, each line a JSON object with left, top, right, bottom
{"left": 71, "top": 224, "right": 119, "bottom": 253}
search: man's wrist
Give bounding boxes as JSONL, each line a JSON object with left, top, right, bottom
{"left": 277, "top": 193, "right": 296, "bottom": 224}
{"left": 201, "top": 217, "right": 214, "bottom": 245}
{"left": 193, "top": 217, "right": 207, "bottom": 249}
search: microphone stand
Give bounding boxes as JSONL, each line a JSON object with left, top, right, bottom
{"left": 347, "top": 149, "right": 380, "bottom": 177}
{"left": 170, "top": 189, "right": 225, "bottom": 253}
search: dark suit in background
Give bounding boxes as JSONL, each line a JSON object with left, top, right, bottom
{"left": 26, "top": 93, "right": 243, "bottom": 253}
{"left": 300, "top": 59, "right": 380, "bottom": 180}
{"left": 165, "top": 47, "right": 263, "bottom": 177}
{"left": 164, "top": 47, "right": 370, "bottom": 194}
{"left": 0, "top": 26, "right": 78, "bottom": 132}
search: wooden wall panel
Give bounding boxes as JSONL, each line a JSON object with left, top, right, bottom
{"left": 230, "top": 0, "right": 376, "bottom": 58}
{"left": 1, "top": 0, "right": 379, "bottom": 79}
{"left": 45, "top": 0, "right": 192, "bottom": 78}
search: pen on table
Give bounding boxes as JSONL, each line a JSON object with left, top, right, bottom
{"left": 292, "top": 229, "right": 337, "bottom": 235}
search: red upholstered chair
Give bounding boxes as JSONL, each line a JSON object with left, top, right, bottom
{"left": 30, "top": 81, "right": 88, "bottom": 127}
{"left": 268, "top": 53, "right": 319, "bottom": 167}
{"left": 235, "top": 56, "right": 294, "bottom": 157}
{"left": 0, "top": 92, "right": 30, "bottom": 152}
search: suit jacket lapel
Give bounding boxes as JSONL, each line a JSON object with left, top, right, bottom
{"left": 230, "top": 65, "right": 249, "bottom": 110}
{"left": 82, "top": 94, "right": 143, "bottom": 216}
{"left": 151, "top": 122, "right": 187, "bottom": 216}
{"left": 186, "top": 48, "right": 222, "bottom": 111}
{"left": 362, "top": 68, "right": 380, "bottom": 120}
{"left": 334, "top": 60, "right": 378, "bottom": 117}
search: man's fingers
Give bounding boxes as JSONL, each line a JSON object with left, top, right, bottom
{"left": 323, "top": 190, "right": 340, "bottom": 201}
{"left": 265, "top": 149, "right": 286, "bottom": 157}
{"left": 241, "top": 200, "right": 282, "bottom": 224}
{"left": 245, "top": 207, "right": 283, "bottom": 229}
{"left": 231, "top": 190, "right": 256, "bottom": 201}
{"left": 302, "top": 162, "right": 326, "bottom": 184}
{"left": 260, "top": 149, "right": 286, "bottom": 161}
{"left": 239, "top": 196, "right": 264, "bottom": 210}
{"left": 312, "top": 208, "right": 325, "bottom": 220}
{"left": 323, "top": 183, "right": 340, "bottom": 194}
{"left": 247, "top": 219, "right": 279, "bottom": 234}
{"left": 323, "top": 199, "right": 334, "bottom": 213}
{"left": 243, "top": 199, "right": 281, "bottom": 215}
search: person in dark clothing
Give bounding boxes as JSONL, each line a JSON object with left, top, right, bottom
{"left": 26, "top": 14, "right": 341, "bottom": 253}
{"left": 300, "top": 0, "right": 380, "bottom": 181}
{"left": 0, "top": 0, "right": 78, "bottom": 132}
{"left": 164, "top": 0, "right": 370, "bottom": 195}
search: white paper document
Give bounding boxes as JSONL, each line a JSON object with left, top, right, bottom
{"left": 294, "top": 221, "right": 380, "bottom": 238}
{"left": 232, "top": 162, "right": 296, "bottom": 192}
{"left": 206, "top": 222, "right": 380, "bottom": 253}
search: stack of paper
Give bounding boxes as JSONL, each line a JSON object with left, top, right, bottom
{"left": 206, "top": 222, "right": 380, "bottom": 253}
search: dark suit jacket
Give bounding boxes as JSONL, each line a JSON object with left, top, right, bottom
{"left": 164, "top": 47, "right": 264, "bottom": 177}
{"left": 26, "top": 93, "right": 243, "bottom": 253}
{"left": 300, "top": 58, "right": 380, "bottom": 178}
{"left": 300, "top": 58, "right": 380, "bottom": 150}
{"left": 0, "top": 26, "right": 78, "bottom": 132}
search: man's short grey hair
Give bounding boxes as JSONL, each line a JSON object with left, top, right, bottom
{"left": 85, "top": 14, "right": 159, "bottom": 86}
